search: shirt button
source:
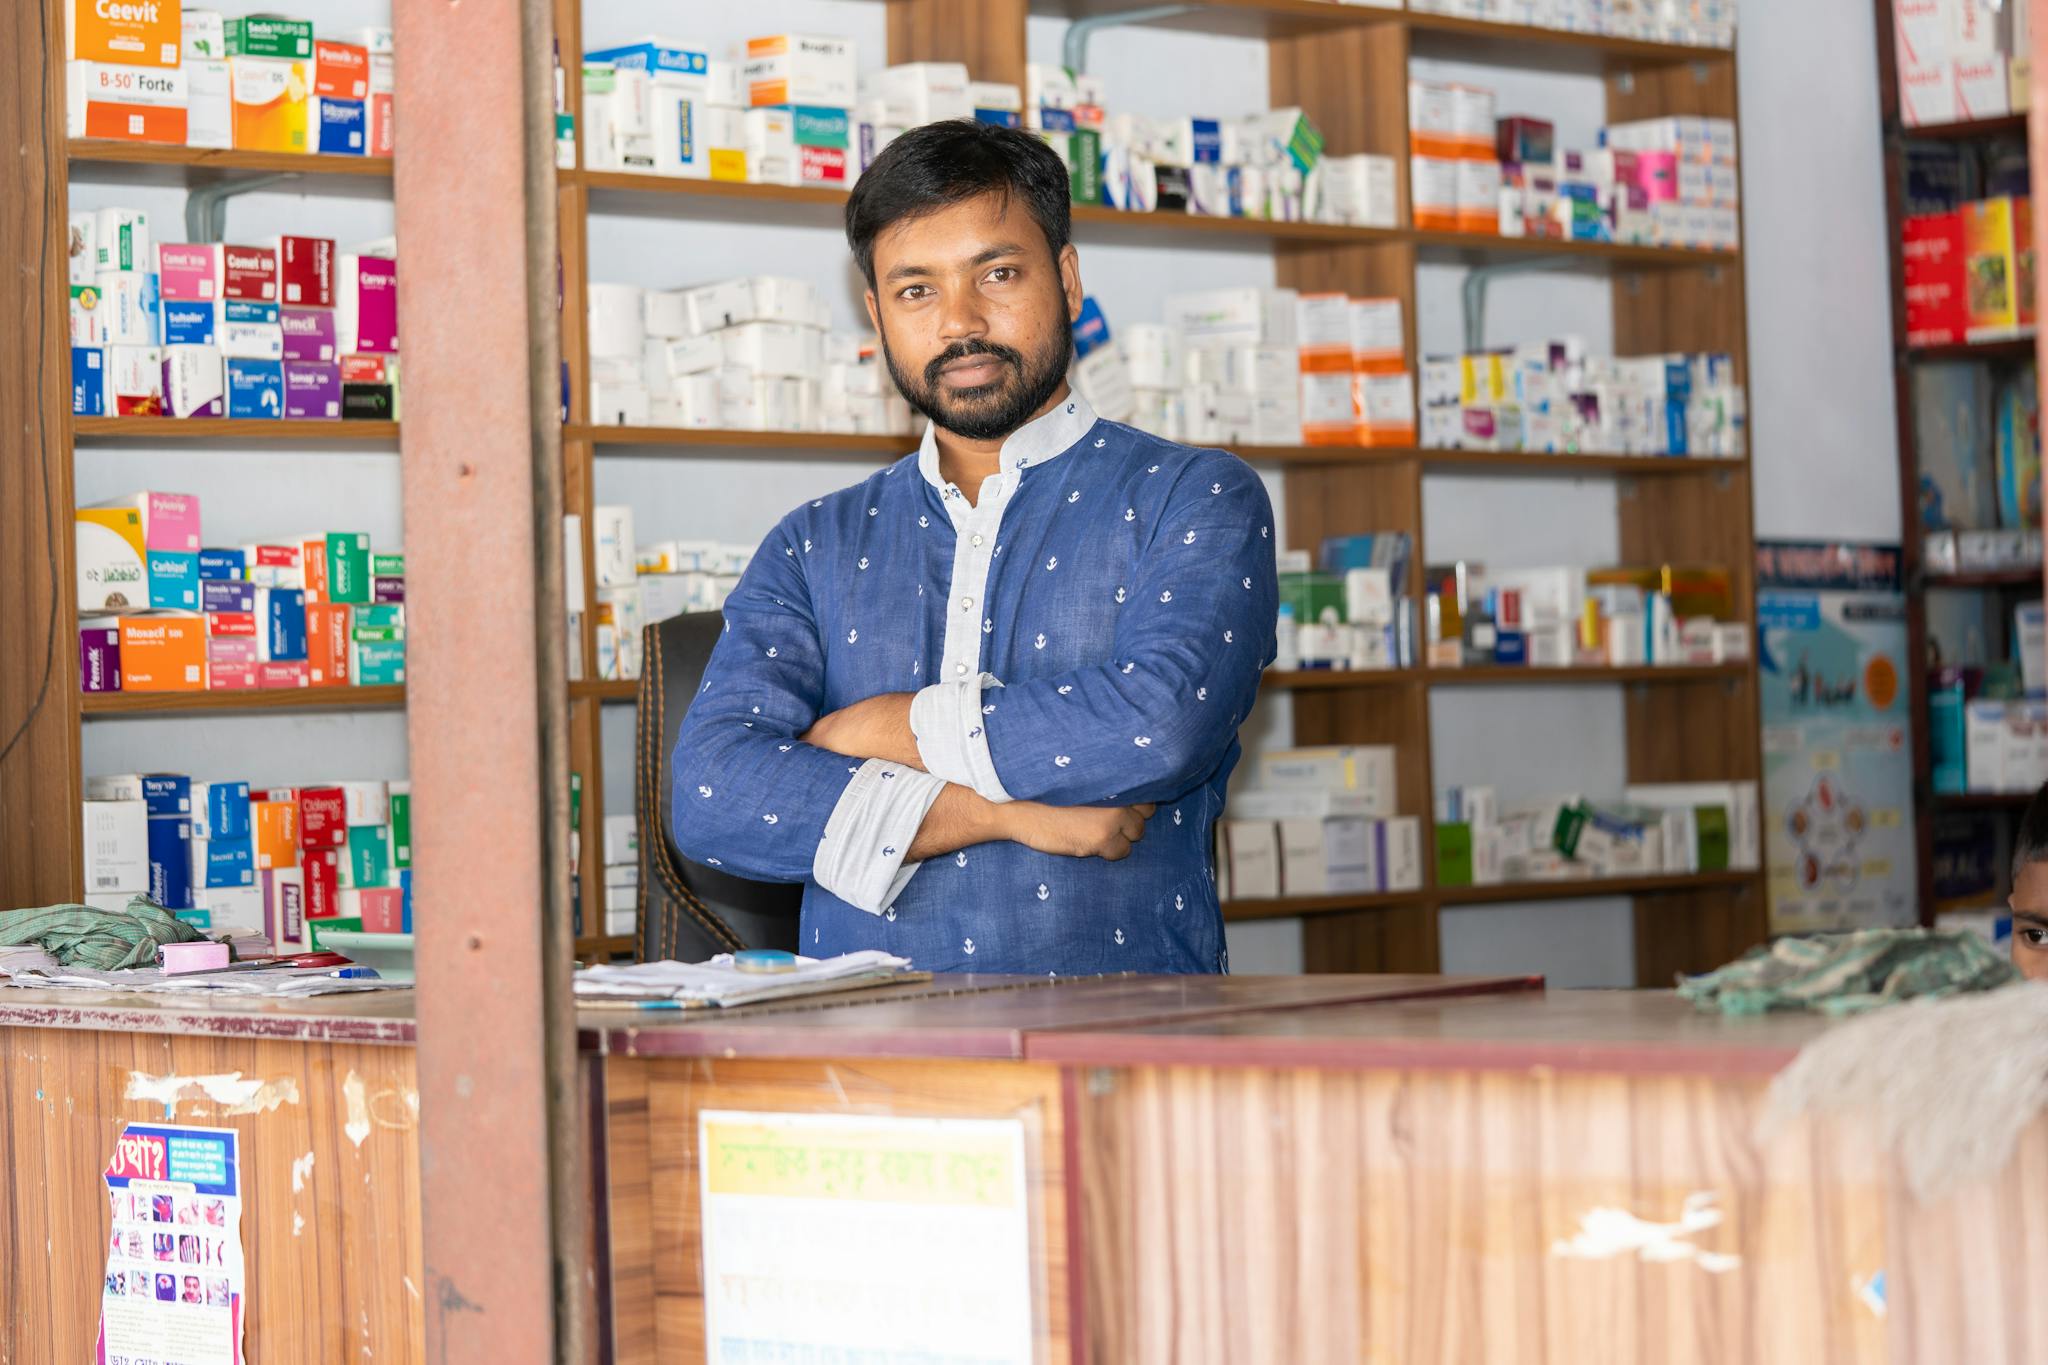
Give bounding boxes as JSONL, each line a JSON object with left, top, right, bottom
{"left": 960, "top": 596, "right": 973, "bottom": 610}
{"left": 971, "top": 534, "right": 984, "bottom": 547}
{"left": 954, "top": 663, "right": 968, "bottom": 676}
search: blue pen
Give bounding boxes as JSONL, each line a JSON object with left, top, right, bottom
{"left": 332, "top": 966, "right": 381, "bottom": 979}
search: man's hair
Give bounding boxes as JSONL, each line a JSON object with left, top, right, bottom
{"left": 2016, "top": 779, "right": 2048, "bottom": 882}
{"left": 844, "top": 120, "right": 1073, "bottom": 288}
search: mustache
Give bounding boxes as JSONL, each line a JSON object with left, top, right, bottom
{"left": 924, "top": 339, "right": 1024, "bottom": 389}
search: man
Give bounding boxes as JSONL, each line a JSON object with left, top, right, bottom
{"left": 2008, "top": 780, "right": 2048, "bottom": 981}
{"left": 670, "top": 120, "right": 1278, "bottom": 975}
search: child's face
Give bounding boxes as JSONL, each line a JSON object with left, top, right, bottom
{"left": 2009, "top": 861, "right": 2048, "bottom": 982}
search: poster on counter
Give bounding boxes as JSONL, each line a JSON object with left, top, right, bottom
{"left": 1756, "top": 541, "right": 1918, "bottom": 933}
{"left": 698, "top": 1110, "right": 1035, "bottom": 1364}
{"left": 97, "top": 1123, "right": 245, "bottom": 1365}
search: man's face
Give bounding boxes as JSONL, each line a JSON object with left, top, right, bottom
{"left": 864, "top": 191, "right": 1082, "bottom": 442}
{"left": 2010, "top": 860, "right": 2048, "bottom": 981}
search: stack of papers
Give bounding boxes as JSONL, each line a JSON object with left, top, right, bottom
{"left": 0, "top": 945, "right": 61, "bottom": 977}
{"left": 0, "top": 964, "right": 404, "bottom": 997}
{"left": 575, "top": 951, "right": 915, "bottom": 1009}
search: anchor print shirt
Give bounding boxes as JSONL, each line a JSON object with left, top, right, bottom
{"left": 669, "top": 392, "right": 1279, "bottom": 975}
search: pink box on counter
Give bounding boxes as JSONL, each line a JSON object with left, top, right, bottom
{"left": 160, "top": 941, "right": 231, "bottom": 973}
{"left": 282, "top": 361, "right": 341, "bottom": 419}
{"left": 80, "top": 622, "right": 122, "bottom": 692}
{"left": 257, "top": 659, "right": 310, "bottom": 688}
{"left": 157, "top": 244, "right": 222, "bottom": 301}
{"left": 280, "top": 307, "right": 336, "bottom": 362}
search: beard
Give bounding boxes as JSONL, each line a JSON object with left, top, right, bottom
{"left": 881, "top": 324, "right": 1074, "bottom": 443}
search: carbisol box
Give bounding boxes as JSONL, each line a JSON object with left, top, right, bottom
{"left": 283, "top": 361, "right": 341, "bottom": 419}
{"left": 277, "top": 235, "right": 335, "bottom": 306}
{"left": 157, "top": 243, "right": 222, "bottom": 301}
{"left": 162, "top": 345, "right": 226, "bottom": 417}
{"left": 118, "top": 612, "right": 206, "bottom": 691}
{"left": 337, "top": 254, "right": 397, "bottom": 354}
{"left": 225, "top": 357, "right": 282, "bottom": 417}
{"left": 146, "top": 549, "right": 199, "bottom": 610}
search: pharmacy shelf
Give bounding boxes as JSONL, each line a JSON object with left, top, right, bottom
{"left": 66, "top": 139, "right": 393, "bottom": 182}
{"left": 1415, "top": 448, "right": 1745, "bottom": 476}
{"left": 573, "top": 425, "right": 907, "bottom": 457}
{"left": 1428, "top": 663, "right": 1749, "bottom": 686}
{"left": 1409, "top": 228, "right": 1739, "bottom": 269}
{"left": 1895, "top": 113, "right": 2030, "bottom": 142}
{"left": 1222, "top": 889, "right": 1423, "bottom": 922}
{"left": 1263, "top": 668, "right": 1419, "bottom": 690}
{"left": 1905, "top": 337, "right": 2037, "bottom": 363}
{"left": 1068, "top": 202, "right": 1404, "bottom": 247}
{"left": 73, "top": 417, "right": 400, "bottom": 445}
{"left": 572, "top": 680, "right": 638, "bottom": 703}
{"left": 1922, "top": 568, "right": 2042, "bottom": 589}
{"left": 1436, "top": 868, "right": 1757, "bottom": 906}
{"left": 1934, "top": 790, "right": 2033, "bottom": 811}
{"left": 80, "top": 685, "right": 406, "bottom": 717}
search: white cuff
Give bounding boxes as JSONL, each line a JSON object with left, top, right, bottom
{"left": 910, "top": 675, "right": 1012, "bottom": 803}
{"left": 811, "top": 758, "right": 947, "bottom": 915}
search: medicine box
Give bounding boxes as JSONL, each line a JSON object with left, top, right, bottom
{"left": 313, "top": 39, "right": 368, "bottom": 98}
{"left": 283, "top": 361, "right": 341, "bottom": 419}
{"left": 67, "top": 62, "right": 190, "bottom": 144}
{"left": 1962, "top": 197, "right": 2033, "bottom": 340}
{"left": 325, "top": 532, "right": 371, "bottom": 604}
{"left": 277, "top": 236, "right": 334, "bottom": 308}
{"left": 262, "top": 867, "right": 306, "bottom": 951}
{"left": 302, "top": 849, "right": 342, "bottom": 921}
{"left": 118, "top": 612, "right": 206, "bottom": 691}
{"left": 298, "top": 786, "right": 348, "bottom": 849}
{"left": 315, "top": 96, "right": 367, "bottom": 155}
{"left": 222, "top": 244, "right": 277, "bottom": 301}
{"left": 187, "top": 57, "right": 231, "bottom": 149}
{"left": 80, "top": 622, "right": 122, "bottom": 691}
{"left": 389, "top": 783, "right": 413, "bottom": 867}
{"left": 147, "top": 817, "right": 194, "bottom": 907}
{"left": 253, "top": 798, "right": 299, "bottom": 869}
{"left": 98, "top": 270, "right": 160, "bottom": 346}
{"left": 281, "top": 305, "right": 336, "bottom": 361}
{"left": 1218, "top": 819, "right": 1280, "bottom": 901}
{"left": 157, "top": 244, "right": 221, "bottom": 302}
{"left": 306, "top": 601, "right": 353, "bottom": 685}
{"left": 76, "top": 505, "right": 147, "bottom": 611}
{"left": 192, "top": 781, "right": 252, "bottom": 840}
{"left": 225, "top": 357, "right": 283, "bottom": 417}
{"left": 743, "top": 34, "right": 857, "bottom": 109}
{"left": 163, "top": 344, "right": 225, "bottom": 417}
{"left": 161, "top": 299, "right": 216, "bottom": 347}
{"left": 230, "top": 56, "right": 310, "bottom": 153}
{"left": 1255, "top": 744, "right": 1399, "bottom": 812}
{"left": 257, "top": 586, "right": 306, "bottom": 660}
{"left": 72, "top": 345, "right": 106, "bottom": 415}
{"left": 83, "top": 798, "right": 149, "bottom": 894}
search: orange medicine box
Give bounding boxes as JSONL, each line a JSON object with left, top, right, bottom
{"left": 68, "top": 0, "right": 181, "bottom": 68}
{"left": 252, "top": 798, "right": 299, "bottom": 869}
{"left": 306, "top": 601, "right": 351, "bottom": 686}
{"left": 1962, "top": 196, "right": 2037, "bottom": 341}
{"left": 312, "top": 40, "right": 367, "bottom": 99}
{"left": 118, "top": 612, "right": 206, "bottom": 691}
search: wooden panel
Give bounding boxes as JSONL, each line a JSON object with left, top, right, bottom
{"left": 0, "top": 0, "right": 83, "bottom": 910}
{"left": 886, "top": 0, "right": 1030, "bottom": 88}
{"left": 0, "top": 1026, "right": 423, "bottom": 1363}
{"left": 1076, "top": 1062, "right": 1887, "bottom": 1365}
{"left": 1300, "top": 904, "right": 1442, "bottom": 974}
{"left": 605, "top": 1056, "right": 1070, "bottom": 1365}
{"left": 1270, "top": 23, "right": 1411, "bottom": 228}
{"left": 1610, "top": 263, "right": 1748, "bottom": 375}
{"left": 1275, "top": 242, "right": 1420, "bottom": 366}
{"left": 1624, "top": 676, "right": 1760, "bottom": 784}
{"left": 1603, "top": 49, "right": 1738, "bottom": 121}
{"left": 1633, "top": 884, "right": 1769, "bottom": 987}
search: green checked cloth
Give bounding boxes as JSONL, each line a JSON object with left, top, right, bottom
{"left": 1678, "top": 927, "right": 2020, "bottom": 1017}
{"left": 0, "top": 896, "right": 209, "bottom": 971}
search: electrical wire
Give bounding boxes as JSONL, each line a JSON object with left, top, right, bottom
{"left": 0, "top": 0, "right": 62, "bottom": 767}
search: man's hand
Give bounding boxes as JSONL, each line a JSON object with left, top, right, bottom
{"left": 801, "top": 693, "right": 922, "bottom": 769}
{"left": 1000, "top": 801, "right": 1156, "bottom": 861}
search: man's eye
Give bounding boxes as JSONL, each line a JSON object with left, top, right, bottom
{"left": 2025, "top": 928, "right": 2048, "bottom": 948}
{"left": 986, "top": 266, "right": 1017, "bottom": 284}
{"left": 899, "top": 285, "right": 931, "bottom": 301}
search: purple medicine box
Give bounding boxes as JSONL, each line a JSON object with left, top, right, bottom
{"left": 280, "top": 306, "right": 337, "bottom": 363}
{"left": 80, "top": 623, "right": 122, "bottom": 692}
{"left": 282, "top": 361, "right": 342, "bottom": 420}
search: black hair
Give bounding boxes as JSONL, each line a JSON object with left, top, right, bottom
{"left": 844, "top": 120, "right": 1072, "bottom": 288}
{"left": 2016, "top": 779, "right": 2048, "bottom": 882}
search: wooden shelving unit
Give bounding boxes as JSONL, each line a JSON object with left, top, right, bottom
{"left": 80, "top": 686, "right": 407, "bottom": 716}
{"left": 548, "top": 0, "right": 1756, "bottom": 981}
{"left": 1873, "top": 0, "right": 2042, "bottom": 921}
{"left": 3, "top": 1, "right": 1754, "bottom": 979}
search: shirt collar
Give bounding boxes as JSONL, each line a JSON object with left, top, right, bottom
{"left": 916, "top": 390, "right": 1099, "bottom": 493}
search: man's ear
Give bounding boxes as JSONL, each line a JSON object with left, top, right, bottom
{"left": 863, "top": 288, "right": 880, "bottom": 333}
{"left": 1059, "top": 243, "right": 1083, "bottom": 322}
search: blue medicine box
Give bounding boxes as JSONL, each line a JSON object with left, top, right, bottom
{"left": 316, "top": 98, "right": 367, "bottom": 155}
{"left": 264, "top": 588, "right": 307, "bottom": 661}
{"left": 146, "top": 551, "right": 200, "bottom": 611}
{"left": 146, "top": 817, "right": 193, "bottom": 909}
{"left": 161, "top": 299, "right": 217, "bottom": 347}
{"left": 225, "top": 358, "right": 283, "bottom": 419}
{"left": 198, "top": 548, "right": 247, "bottom": 581}
{"left": 72, "top": 347, "right": 105, "bottom": 415}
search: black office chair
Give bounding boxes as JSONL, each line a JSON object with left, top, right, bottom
{"left": 634, "top": 611, "right": 802, "bottom": 962}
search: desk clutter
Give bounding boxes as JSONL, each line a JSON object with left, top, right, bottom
{"left": 575, "top": 950, "right": 917, "bottom": 1009}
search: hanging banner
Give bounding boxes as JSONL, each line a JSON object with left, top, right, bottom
{"left": 698, "top": 1110, "right": 1036, "bottom": 1364}
{"left": 97, "top": 1123, "right": 246, "bottom": 1365}
{"left": 1756, "top": 542, "right": 1918, "bottom": 933}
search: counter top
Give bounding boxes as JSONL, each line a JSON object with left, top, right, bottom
{"left": 0, "top": 986, "right": 420, "bottom": 1044}
{"left": 578, "top": 972, "right": 1542, "bottom": 1059}
{"left": 1024, "top": 988, "right": 1838, "bottom": 1076}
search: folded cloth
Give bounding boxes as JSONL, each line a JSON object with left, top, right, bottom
{"left": 0, "top": 896, "right": 209, "bottom": 971}
{"left": 1677, "top": 927, "right": 2018, "bottom": 1016}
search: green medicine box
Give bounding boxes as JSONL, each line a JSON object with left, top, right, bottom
{"left": 1694, "top": 805, "right": 1730, "bottom": 871}
{"left": 389, "top": 789, "right": 412, "bottom": 869}
{"left": 371, "top": 552, "right": 405, "bottom": 579}
{"left": 1279, "top": 571, "right": 1347, "bottom": 627}
{"left": 225, "top": 14, "right": 314, "bottom": 59}
{"left": 309, "top": 916, "right": 363, "bottom": 950}
{"left": 351, "top": 603, "right": 405, "bottom": 641}
{"left": 1069, "top": 127, "right": 1101, "bottom": 206}
{"left": 326, "top": 532, "right": 371, "bottom": 605}
{"left": 347, "top": 824, "right": 391, "bottom": 890}
{"left": 790, "top": 106, "right": 848, "bottom": 149}
{"left": 352, "top": 639, "right": 406, "bottom": 685}
{"left": 1434, "top": 821, "right": 1473, "bottom": 888}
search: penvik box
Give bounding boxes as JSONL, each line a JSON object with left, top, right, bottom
{"left": 80, "top": 621, "right": 122, "bottom": 691}
{"left": 262, "top": 867, "right": 307, "bottom": 950}
{"left": 313, "top": 39, "right": 369, "bottom": 98}
{"left": 119, "top": 612, "right": 206, "bottom": 691}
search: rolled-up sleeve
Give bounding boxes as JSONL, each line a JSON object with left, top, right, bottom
{"left": 910, "top": 672, "right": 1012, "bottom": 802}
{"left": 670, "top": 511, "right": 937, "bottom": 903}
{"left": 972, "top": 454, "right": 1277, "bottom": 806}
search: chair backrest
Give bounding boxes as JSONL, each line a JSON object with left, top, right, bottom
{"left": 634, "top": 611, "right": 802, "bottom": 962}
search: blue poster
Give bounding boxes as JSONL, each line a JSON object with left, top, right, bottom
{"left": 1756, "top": 542, "right": 1918, "bottom": 933}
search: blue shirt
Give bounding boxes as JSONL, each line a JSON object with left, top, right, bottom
{"left": 669, "top": 393, "right": 1279, "bottom": 975}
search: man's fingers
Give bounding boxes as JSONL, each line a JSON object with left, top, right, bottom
{"left": 1136, "top": 804, "right": 1157, "bottom": 818}
{"left": 1100, "top": 833, "right": 1132, "bottom": 862}
{"left": 1120, "top": 810, "right": 1146, "bottom": 843}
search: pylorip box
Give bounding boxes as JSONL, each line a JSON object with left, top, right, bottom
{"left": 277, "top": 236, "right": 334, "bottom": 307}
